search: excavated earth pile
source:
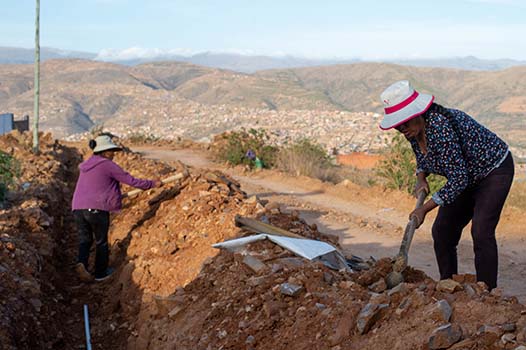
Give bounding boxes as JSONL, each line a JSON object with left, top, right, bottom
{"left": 0, "top": 132, "right": 84, "bottom": 349}
{"left": 2, "top": 133, "right": 526, "bottom": 350}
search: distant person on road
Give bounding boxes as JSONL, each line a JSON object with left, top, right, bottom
{"left": 379, "top": 80, "right": 514, "bottom": 289}
{"left": 72, "top": 134, "right": 161, "bottom": 282}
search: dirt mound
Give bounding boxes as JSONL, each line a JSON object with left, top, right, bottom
{"left": 0, "top": 131, "right": 84, "bottom": 349}
{"left": 128, "top": 248, "right": 526, "bottom": 350}
{"left": 2, "top": 133, "right": 526, "bottom": 350}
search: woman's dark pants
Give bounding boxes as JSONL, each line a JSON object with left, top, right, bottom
{"left": 74, "top": 209, "right": 110, "bottom": 279}
{"left": 431, "top": 153, "right": 514, "bottom": 289}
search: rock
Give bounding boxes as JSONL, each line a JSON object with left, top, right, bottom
{"left": 501, "top": 333, "right": 516, "bottom": 344}
{"left": 271, "top": 264, "right": 283, "bottom": 273}
{"left": 474, "top": 281, "right": 489, "bottom": 295}
{"left": 315, "top": 303, "right": 326, "bottom": 310}
{"left": 329, "top": 314, "right": 354, "bottom": 346}
{"left": 247, "top": 276, "right": 266, "bottom": 287}
{"left": 463, "top": 284, "right": 476, "bottom": 298}
{"left": 490, "top": 288, "right": 503, "bottom": 298}
{"left": 280, "top": 283, "right": 304, "bottom": 297}
{"left": 436, "top": 279, "right": 463, "bottom": 293}
{"left": 242, "top": 255, "right": 267, "bottom": 274}
{"left": 369, "top": 292, "right": 390, "bottom": 305}
{"left": 245, "top": 335, "right": 256, "bottom": 344}
{"left": 513, "top": 346, "right": 526, "bottom": 350}
{"left": 153, "top": 294, "right": 185, "bottom": 317}
{"left": 356, "top": 303, "right": 388, "bottom": 334}
{"left": 217, "top": 330, "right": 227, "bottom": 339}
{"left": 388, "top": 282, "right": 407, "bottom": 296}
{"left": 395, "top": 296, "right": 412, "bottom": 319}
{"left": 339, "top": 281, "right": 354, "bottom": 290}
{"left": 369, "top": 279, "right": 387, "bottom": 293}
{"left": 323, "top": 272, "right": 335, "bottom": 284}
{"left": 244, "top": 195, "right": 258, "bottom": 204}
{"left": 265, "top": 202, "right": 280, "bottom": 211}
{"left": 426, "top": 300, "right": 453, "bottom": 323}
{"left": 502, "top": 323, "right": 517, "bottom": 333}
{"left": 168, "top": 305, "right": 184, "bottom": 320}
{"left": 428, "top": 323, "right": 462, "bottom": 349}
{"left": 477, "top": 325, "right": 504, "bottom": 345}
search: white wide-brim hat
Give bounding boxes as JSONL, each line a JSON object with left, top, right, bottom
{"left": 92, "top": 135, "right": 122, "bottom": 153}
{"left": 379, "top": 80, "right": 434, "bottom": 130}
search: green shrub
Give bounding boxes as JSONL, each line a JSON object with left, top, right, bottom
{"left": 0, "top": 151, "right": 20, "bottom": 202}
{"left": 376, "top": 134, "right": 446, "bottom": 194}
{"left": 213, "top": 128, "right": 277, "bottom": 168}
{"left": 275, "top": 138, "right": 339, "bottom": 182}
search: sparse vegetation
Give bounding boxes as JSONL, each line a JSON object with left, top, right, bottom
{"left": 213, "top": 128, "right": 277, "bottom": 168}
{"left": 275, "top": 138, "right": 340, "bottom": 182}
{"left": 89, "top": 123, "right": 105, "bottom": 138}
{"left": 127, "top": 132, "right": 160, "bottom": 144}
{"left": 376, "top": 134, "right": 446, "bottom": 194}
{"left": 0, "top": 151, "right": 20, "bottom": 203}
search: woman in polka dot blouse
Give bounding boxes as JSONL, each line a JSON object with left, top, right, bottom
{"left": 379, "top": 80, "right": 514, "bottom": 290}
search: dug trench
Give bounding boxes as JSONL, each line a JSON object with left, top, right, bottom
{"left": 1, "top": 133, "right": 526, "bottom": 350}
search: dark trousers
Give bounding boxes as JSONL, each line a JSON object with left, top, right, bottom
{"left": 74, "top": 209, "right": 110, "bottom": 278}
{"left": 431, "top": 153, "right": 514, "bottom": 289}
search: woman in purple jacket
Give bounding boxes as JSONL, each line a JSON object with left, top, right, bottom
{"left": 72, "top": 135, "right": 160, "bottom": 281}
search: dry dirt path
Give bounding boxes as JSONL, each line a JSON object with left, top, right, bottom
{"left": 133, "top": 146, "right": 526, "bottom": 302}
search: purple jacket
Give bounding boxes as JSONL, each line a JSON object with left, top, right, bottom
{"left": 72, "top": 155, "right": 155, "bottom": 212}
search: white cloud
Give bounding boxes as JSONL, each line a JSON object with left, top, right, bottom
{"left": 95, "top": 47, "right": 196, "bottom": 61}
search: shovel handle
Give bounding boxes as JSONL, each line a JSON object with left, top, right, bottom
{"left": 122, "top": 172, "right": 187, "bottom": 198}
{"left": 397, "top": 190, "right": 427, "bottom": 259}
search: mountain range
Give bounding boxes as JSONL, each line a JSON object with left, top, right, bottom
{"left": 0, "top": 58, "right": 525, "bottom": 150}
{"left": 1, "top": 47, "right": 525, "bottom": 73}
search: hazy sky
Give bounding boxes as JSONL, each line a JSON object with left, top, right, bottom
{"left": 2, "top": 0, "right": 526, "bottom": 60}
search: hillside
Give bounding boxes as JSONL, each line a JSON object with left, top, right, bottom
{"left": 0, "top": 59, "right": 525, "bottom": 152}
{"left": 258, "top": 63, "right": 526, "bottom": 147}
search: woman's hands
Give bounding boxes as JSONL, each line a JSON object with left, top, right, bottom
{"left": 410, "top": 206, "right": 428, "bottom": 228}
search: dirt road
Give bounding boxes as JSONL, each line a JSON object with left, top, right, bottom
{"left": 134, "top": 146, "right": 526, "bottom": 302}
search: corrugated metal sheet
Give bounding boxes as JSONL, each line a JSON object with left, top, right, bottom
{"left": 0, "top": 113, "right": 14, "bottom": 135}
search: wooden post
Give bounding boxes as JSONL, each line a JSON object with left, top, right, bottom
{"left": 32, "top": 0, "right": 40, "bottom": 154}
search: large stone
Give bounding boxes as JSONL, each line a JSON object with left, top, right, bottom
{"left": 243, "top": 255, "right": 267, "bottom": 274}
{"left": 387, "top": 282, "right": 408, "bottom": 296}
{"left": 369, "top": 279, "right": 387, "bottom": 293}
{"left": 280, "top": 283, "right": 304, "bottom": 297}
{"left": 356, "top": 303, "right": 388, "bottom": 334}
{"left": 428, "top": 323, "right": 463, "bottom": 349}
{"left": 426, "top": 300, "right": 453, "bottom": 323}
{"left": 436, "top": 279, "right": 463, "bottom": 293}
{"left": 476, "top": 325, "right": 504, "bottom": 346}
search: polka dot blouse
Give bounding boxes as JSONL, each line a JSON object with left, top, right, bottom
{"left": 409, "top": 108, "right": 509, "bottom": 206}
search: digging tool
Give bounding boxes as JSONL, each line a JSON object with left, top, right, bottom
{"left": 122, "top": 171, "right": 189, "bottom": 198}
{"left": 385, "top": 190, "right": 427, "bottom": 289}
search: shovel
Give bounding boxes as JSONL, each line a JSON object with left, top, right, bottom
{"left": 122, "top": 171, "right": 189, "bottom": 198}
{"left": 385, "top": 189, "right": 427, "bottom": 289}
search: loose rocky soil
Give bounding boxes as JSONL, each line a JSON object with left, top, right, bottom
{"left": 2, "top": 133, "right": 526, "bottom": 350}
